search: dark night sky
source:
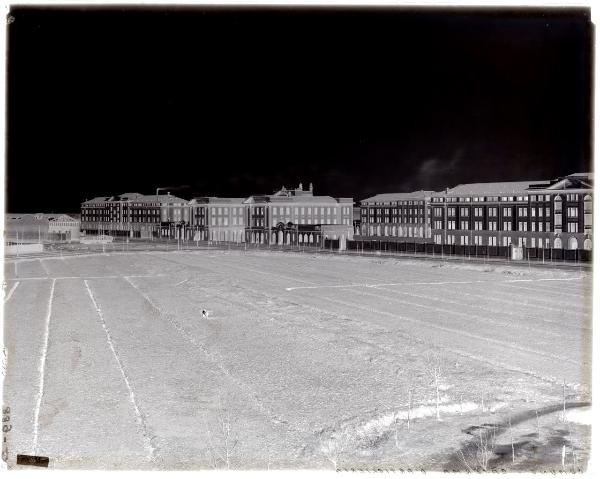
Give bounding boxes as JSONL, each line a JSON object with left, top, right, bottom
{"left": 5, "top": 6, "right": 593, "bottom": 213}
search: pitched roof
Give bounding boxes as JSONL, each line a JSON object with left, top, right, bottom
{"left": 82, "top": 193, "right": 188, "bottom": 204}
{"left": 49, "top": 214, "right": 79, "bottom": 222}
{"left": 361, "top": 190, "right": 436, "bottom": 203}
{"left": 81, "top": 196, "right": 111, "bottom": 204}
{"left": 190, "top": 197, "right": 246, "bottom": 204}
{"left": 268, "top": 195, "right": 340, "bottom": 203}
{"left": 436, "top": 181, "right": 541, "bottom": 197}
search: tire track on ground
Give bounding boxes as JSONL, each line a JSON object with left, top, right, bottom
{"left": 122, "top": 275, "right": 301, "bottom": 437}
{"left": 32, "top": 279, "right": 55, "bottom": 454}
{"left": 84, "top": 279, "right": 158, "bottom": 464}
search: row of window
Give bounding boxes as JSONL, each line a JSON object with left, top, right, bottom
{"left": 365, "top": 207, "right": 424, "bottom": 215}
{"left": 430, "top": 194, "right": 584, "bottom": 203}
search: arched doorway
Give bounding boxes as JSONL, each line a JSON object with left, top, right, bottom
{"left": 553, "top": 237, "right": 562, "bottom": 249}
{"left": 584, "top": 238, "right": 592, "bottom": 250}
{"left": 568, "top": 237, "right": 578, "bottom": 250}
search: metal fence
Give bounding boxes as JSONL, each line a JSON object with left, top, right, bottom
{"left": 346, "top": 239, "right": 592, "bottom": 262}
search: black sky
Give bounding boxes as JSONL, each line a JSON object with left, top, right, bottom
{"left": 5, "top": 6, "right": 593, "bottom": 213}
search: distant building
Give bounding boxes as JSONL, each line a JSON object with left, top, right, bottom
{"left": 5, "top": 213, "right": 80, "bottom": 243}
{"left": 357, "top": 190, "right": 435, "bottom": 243}
{"left": 430, "top": 173, "right": 593, "bottom": 251}
{"left": 80, "top": 192, "right": 188, "bottom": 239}
{"left": 189, "top": 197, "right": 246, "bottom": 242}
{"left": 243, "top": 183, "right": 354, "bottom": 246}
{"left": 80, "top": 183, "right": 353, "bottom": 245}
{"left": 48, "top": 214, "right": 81, "bottom": 241}
{"left": 430, "top": 180, "right": 540, "bottom": 248}
{"left": 357, "top": 172, "right": 593, "bottom": 253}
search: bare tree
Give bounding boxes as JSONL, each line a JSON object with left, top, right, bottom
{"left": 319, "top": 431, "right": 348, "bottom": 470}
{"left": 458, "top": 422, "right": 497, "bottom": 472}
{"left": 508, "top": 415, "right": 515, "bottom": 464}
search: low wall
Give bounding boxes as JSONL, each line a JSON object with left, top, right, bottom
{"left": 5, "top": 243, "right": 44, "bottom": 255}
{"left": 81, "top": 235, "right": 114, "bottom": 244}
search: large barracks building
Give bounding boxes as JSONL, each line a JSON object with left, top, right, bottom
{"left": 81, "top": 172, "right": 593, "bottom": 256}
{"left": 357, "top": 172, "right": 593, "bottom": 256}
{"left": 81, "top": 183, "right": 354, "bottom": 246}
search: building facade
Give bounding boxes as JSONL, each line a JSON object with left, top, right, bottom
{"left": 243, "top": 183, "right": 354, "bottom": 246}
{"left": 80, "top": 192, "right": 189, "bottom": 239}
{"left": 48, "top": 214, "right": 81, "bottom": 241}
{"left": 356, "top": 172, "right": 593, "bottom": 254}
{"left": 430, "top": 173, "right": 593, "bottom": 251}
{"left": 80, "top": 183, "right": 354, "bottom": 245}
{"left": 357, "top": 190, "right": 435, "bottom": 243}
{"left": 189, "top": 197, "right": 246, "bottom": 242}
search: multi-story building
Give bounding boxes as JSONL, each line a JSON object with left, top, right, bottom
{"left": 356, "top": 172, "right": 592, "bottom": 255}
{"left": 526, "top": 172, "right": 593, "bottom": 251}
{"left": 80, "top": 183, "right": 354, "bottom": 245}
{"left": 430, "top": 173, "right": 593, "bottom": 251}
{"left": 357, "top": 190, "right": 435, "bottom": 243}
{"left": 188, "top": 197, "right": 246, "bottom": 242}
{"left": 80, "top": 192, "right": 189, "bottom": 239}
{"left": 430, "top": 181, "right": 537, "bottom": 248}
{"left": 243, "top": 183, "right": 354, "bottom": 246}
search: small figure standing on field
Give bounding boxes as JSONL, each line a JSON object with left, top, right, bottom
{"left": 201, "top": 309, "right": 208, "bottom": 319}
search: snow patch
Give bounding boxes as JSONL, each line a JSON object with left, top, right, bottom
{"left": 32, "top": 278, "right": 56, "bottom": 454}
{"left": 3, "top": 281, "right": 19, "bottom": 303}
{"left": 565, "top": 407, "right": 591, "bottom": 425}
{"left": 357, "top": 401, "right": 480, "bottom": 438}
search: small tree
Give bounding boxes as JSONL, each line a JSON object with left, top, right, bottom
{"left": 319, "top": 430, "right": 349, "bottom": 470}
